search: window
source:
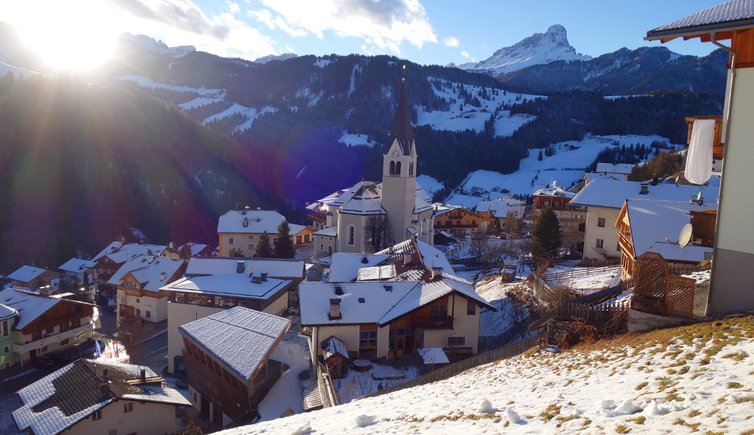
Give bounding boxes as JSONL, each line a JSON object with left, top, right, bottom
{"left": 347, "top": 225, "right": 355, "bottom": 246}
{"left": 467, "top": 300, "right": 476, "bottom": 316}
{"left": 389, "top": 161, "right": 396, "bottom": 175}
{"left": 145, "top": 310, "right": 151, "bottom": 319}
{"left": 597, "top": 217, "right": 606, "bottom": 227}
{"left": 409, "top": 162, "right": 414, "bottom": 176}
{"left": 109, "top": 431, "right": 117, "bottom": 435}
{"left": 3, "top": 345, "right": 9, "bottom": 353}
{"left": 596, "top": 238, "right": 604, "bottom": 249}
{"left": 395, "top": 161, "right": 401, "bottom": 175}
{"left": 359, "top": 330, "right": 377, "bottom": 349}
{"left": 124, "top": 402, "right": 133, "bottom": 413}
{"left": 41, "top": 346, "right": 48, "bottom": 353}
{"left": 46, "top": 326, "right": 54, "bottom": 335}
{"left": 430, "top": 304, "right": 448, "bottom": 318}
{"left": 447, "top": 336, "right": 466, "bottom": 347}
{"left": 2, "top": 320, "right": 7, "bottom": 336}
{"left": 228, "top": 237, "right": 234, "bottom": 245}
{"left": 60, "top": 339, "right": 69, "bottom": 346}
{"left": 92, "top": 409, "right": 102, "bottom": 421}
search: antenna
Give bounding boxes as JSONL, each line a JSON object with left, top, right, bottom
{"left": 678, "top": 223, "right": 693, "bottom": 248}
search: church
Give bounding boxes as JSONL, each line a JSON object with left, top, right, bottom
{"left": 308, "top": 80, "right": 434, "bottom": 256}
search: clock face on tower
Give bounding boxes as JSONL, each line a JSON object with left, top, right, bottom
{"left": 391, "top": 148, "right": 401, "bottom": 158}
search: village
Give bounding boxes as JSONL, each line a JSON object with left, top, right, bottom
{"left": 1, "top": 1, "right": 754, "bottom": 434}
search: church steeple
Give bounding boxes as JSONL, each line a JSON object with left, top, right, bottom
{"left": 387, "top": 69, "right": 414, "bottom": 156}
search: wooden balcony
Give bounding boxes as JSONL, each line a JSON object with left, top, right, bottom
{"left": 685, "top": 116, "right": 723, "bottom": 159}
{"left": 414, "top": 317, "right": 453, "bottom": 330}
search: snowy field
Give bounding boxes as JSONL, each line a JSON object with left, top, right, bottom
{"left": 475, "top": 277, "right": 535, "bottom": 337}
{"left": 339, "top": 131, "right": 376, "bottom": 147}
{"left": 416, "top": 77, "right": 542, "bottom": 136}
{"left": 221, "top": 315, "right": 754, "bottom": 434}
{"left": 543, "top": 261, "right": 622, "bottom": 293}
{"left": 446, "top": 134, "right": 680, "bottom": 209}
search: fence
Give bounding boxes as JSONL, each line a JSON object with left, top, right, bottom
{"left": 556, "top": 301, "right": 630, "bottom": 323}
{"left": 542, "top": 265, "right": 620, "bottom": 287}
{"left": 368, "top": 333, "right": 543, "bottom": 398}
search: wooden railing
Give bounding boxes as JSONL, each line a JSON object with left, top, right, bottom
{"left": 414, "top": 317, "right": 453, "bottom": 329}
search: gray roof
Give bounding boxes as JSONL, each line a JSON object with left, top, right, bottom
{"left": 185, "top": 257, "right": 304, "bottom": 279}
{"left": 647, "top": 0, "right": 754, "bottom": 40}
{"left": 569, "top": 179, "right": 719, "bottom": 210}
{"left": 179, "top": 307, "right": 291, "bottom": 383}
{"left": 0, "top": 288, "right": 62, "bottom": 330}
{"left": 13, "top": 359, "right": 189, "bottom": 435}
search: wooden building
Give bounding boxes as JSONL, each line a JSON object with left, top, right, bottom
{"left": 433, "top": 206, "right": 492, "bottom": 237}
{"left": 179, "top": 307, "right": 290, "bottom": 427}
{"left": 321, "top": 336, "right": 349, "bottom": 379}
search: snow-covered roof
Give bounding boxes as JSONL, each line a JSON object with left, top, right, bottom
{"left": 584, "top": 172, "right": 624, "bottom": 182}
{"left": 314, "top": 226, "right": 338, "bottom": 237}
{"left": 321, "top": 336, "right": 349, "bottom": 359}
{"left": 217, "top": 209, "right": 286, "bottom": 234}
{"left": 300, "top": 275, "right": 493, "bottom": 327}
{"left": 107, "top": 255, "right": 185, "bottom": 292}
{"left": 414, "top": 184, "right": 433, "bottom": 213}
{"left": 7, "top": 265, "right": 51, "bottom": 283}
{"left": 13, "top": 359, "right": 189, "bottom": 435}
{"left": 161, "top": 274, "right": 290, "bottom": 300}
{"left": 432, "top": 203, "right": 458, "bottom": 217}
{"left": 570, "top": 179, "right": 719, "bottom": 209}
{"left": 179, "top": 307, "right": 290, "bottom": 382}
{"left": 475, "top": 197, "right": 526, "bottom": 219}
{"left": 357, "top": 265, "right": 397, "bottom": 281}
{"left": 646, "top": 0, "right": 754, "bottom": 40}
{"left": 180, "top": 242, "right": 211, "bottom": 256}
{"left": 0, "top": 303, "right": 18, "bottom": 320}
{"left": 328, "top": 253, "right": 390, "bottom": 283}
{"left": 533, "top": 185, "right": 575, "bottom": 198}
{"left": 418, "top": 347, "right": 449, "bottom": 364}
{"left": 58, "top": 258, "right": 96, "bottom": 274}
{"left": 289, "top": 223, "right": 309, "bottom": 235}
{"left": 92, "top": 241, "right": 167, "bottom": 264}
{"left": 340, "top": 182, "right": 386, "bottom": 215}
{"left": 185, "top": 257, "right": 304, "bottom": 279}
{"left": 0, "top": 288, "right": 62, "bottom": 330}
{"left": 377, "top": 239, "right": 455, "bottom": 275}
{"left": 595, "top": 163, "right": 634, "bottom": 174}
{"left": 625, "top": 199, "right": 713, "bottom": 263}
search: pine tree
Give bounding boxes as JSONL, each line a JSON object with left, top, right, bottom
{"left": 530, "top": 207, "right": 562, "bottom": 266}
{"left": 273, "top": 221, "right": 296, "bottom": 259}
{"left": 537, "top": 150, "right": 543, "bottom": 161}
{"left": 255, "top": 232, "right": 273, "bottom": 258}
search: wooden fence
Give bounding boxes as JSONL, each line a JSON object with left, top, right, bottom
{"left": 368, "top": 333, "right": 543, "bottom": 398}
{"left": 557, "top": 301, "right": 630, "bottom": 323}
{"left": 542, "top": 265, "right": 620, "bottom": 286}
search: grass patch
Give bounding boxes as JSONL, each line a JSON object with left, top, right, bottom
{"left": 635, "top": 381, "right": 648, "bottom": 391}
{"left": 727, "top": 382, "right": 743, "bottom": 389}
{"left": 722, "top": 351, "right": 748, "bottom": 361}
{"left": 539, "top": 404, "right": 561, "bottom": 422}
{"left": 688, "top": 409, "right": 701, "bottom": 418}
{"left": 630, "top": 416, "right": 646, "bottom": 425}
{"left": 615, "top": 425, "right": 631, "bottom": 434}
{"left": 678, "top": 365, "right": 690, "bottom": 375}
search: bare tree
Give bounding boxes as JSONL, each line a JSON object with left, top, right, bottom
{"left": 365, "top": 215, "right": 391, "bottom": 252}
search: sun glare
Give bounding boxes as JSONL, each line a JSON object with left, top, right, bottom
{"left": 13, "top": 2, "right": 118, "bottom": 71}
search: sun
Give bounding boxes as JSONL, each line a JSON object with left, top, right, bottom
{"left": 11, "top": 1, "right": 118, "bottom": 71}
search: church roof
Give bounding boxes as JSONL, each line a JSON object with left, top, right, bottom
{"left": 387, "top": 78, "right": 414, "bottom": 156}
{"left": 339, "top": 182, "right": 386, "bottom": 216}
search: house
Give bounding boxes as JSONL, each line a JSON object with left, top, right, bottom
{"left": 108, "top": 254, "right": 186, "bottom": 324}
{"left": 313, "top": 226, "right": 337, "bottom": 258}
{"left": 595, "top": 163, "right": 634, "bottom": 179}
{"left": 217, "top": 208, "right": 312, "bottom": 257}
{"left": 433, "top": 206, "right": 492, "bottom": 237}
{"left": 615, "top": 199, "right": 715, "bottom": 280}
{"left": 307, "top": 81, "right": 434, "bottom": 253}
{"left": 300, "top": 273, "right": 495, "bottom": 363}
{"left": 163, "top": 257, "right": 303, "bottom": 373}
{"left": 532, "top": 184, "right": 586, "bottom": 232}
{"left": 474, "top": 196, "right": 527, "bottom": 226}
{"left": 6, "top": 265, "right": 61, "bottom": 293}
{"left": 327, "top": 253, "right": 390, "bottom": 283}
{"left": 0, "top": 287, "right": 95, "bottom": 367}
{"left": 163, "top": 241, "right": 215, "bottom": 260}
{"left": 90, "top": 241, "right": 168, "bottom": 303}
{"left": 569, "top": 179, "right": 719, "bottom": 261}
{"left": 179, "top": 306, "right": 290, "bottom": 426}
{"left": 646, "top": 0, "right": 754, "bottom": 315}
{"left": 12, "top": 359, "right": 190, "bottom": 435}
{"left": 58, "top": 258, "right": 97, "bottom": 300}
{"left": 1, "top": 304, "right": 19, "bottom": 369}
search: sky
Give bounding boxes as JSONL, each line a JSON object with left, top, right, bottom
{"left": 0, "top": 0, "right": 726, "bottom": 70}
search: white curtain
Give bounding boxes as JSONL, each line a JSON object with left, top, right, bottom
{"left": 685, "top": 119, "right": 715, "bottom": 185}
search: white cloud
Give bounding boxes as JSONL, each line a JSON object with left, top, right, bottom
{"left": 227, "top": 1, "right": 240, "bottom": 14}
{"left": 460, "top": 50, "right": 475, "bottom": 62}
{"left": 248, "top": 0, "right": 437, "bottom": 54}
{"left": 443, "top": 36, "right": 459, "bottom": 48}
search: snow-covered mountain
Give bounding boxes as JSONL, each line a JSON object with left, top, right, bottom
{"left": 117, "top": 33, "right": 195, "bottom": 58}
{"left": 254, "top": 53, "right": 298, "bottom": 64}
{"left": 463, "top": 25, "right": 591, "bottom": 75}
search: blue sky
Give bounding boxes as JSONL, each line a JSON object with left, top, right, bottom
{"left": 0, "top": 0, "right": 726, "bottom": 69}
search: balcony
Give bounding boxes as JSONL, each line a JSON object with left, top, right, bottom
{"left": 685, "top": 116, "right": 723, "bottom": 159}
{"left": 414, "top": 317, "right": 453, "bottom": 330}
{"left": 14, "top": 323, "right": 94, "bottom": 354}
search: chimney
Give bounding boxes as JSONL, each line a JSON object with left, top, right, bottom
{"left": 242, "top": 205, "right": 250, "bottom": 215}
{"left": 140, "top": 368, "right": 146, "bottom": 383}
{"left": 159, "top": 272, "right": 166, "bottom": 281}
{"left": 639, "top": 183, "right": 649, "bottom": 195}
{"left": 334, "top": 286, "right": 344, "bottom": 296}
{"left": 431, "top": 267, "right": 443, "bottom": 280}
{"left": 252, "top": 275, "right": 262, "bottom": 284}
{"left": 260, "top": 272, "right": 268, "bottom": 282}
{"left": 236, "top": 261, "right": 245, "bottom": 274}
{"left": 100, "top": 382, "right": 110, "bottom": 396}
{"left": 403, "top": 254, "right": 412, "bottom": 265}
{"left": 328, "top": 298, "right": 341, "bottom": 320}
{"left": 242, "top": 216, "right": 249, "bottom": 228}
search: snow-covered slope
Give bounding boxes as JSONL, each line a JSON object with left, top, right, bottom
{"left": 118, "top": 33, "right": 195, "bottom": 58}
{"left": 222, "top": 315, "right": 754, "bottom": 434}
{"left": 464, "top": 25, "right": 591, "bottom": 76}
{"left": 446, "top": 134, "right": 680, "bottom": 209}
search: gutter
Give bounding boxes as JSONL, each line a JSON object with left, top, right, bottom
{"left": 707, "top": 33, "right": 737, "bottom": 314}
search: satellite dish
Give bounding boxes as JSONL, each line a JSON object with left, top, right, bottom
{"left": 679, "top": 223, "right": 693, "bottom": 247}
